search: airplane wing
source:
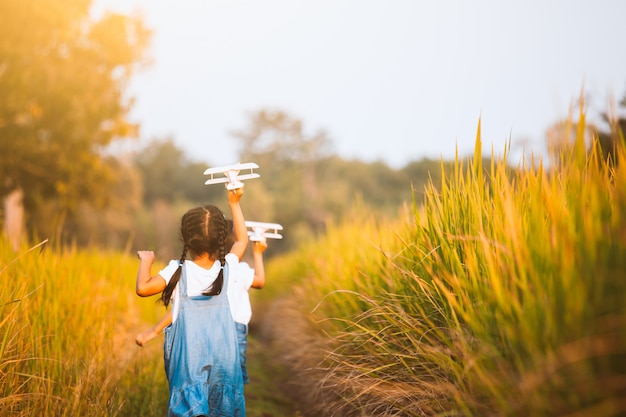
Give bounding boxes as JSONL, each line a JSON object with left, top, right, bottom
{"left": 204, "top": 177, "right": 230, "bottom": 185}
{"left": 245, "top": 221, "right": 284, "bottom": 241}
{"left": 203, "top": 162, "right": 259, "bottom": 175}
{"left": 245, "top": 221, "right": 283, "bottom": 230}
{"left": 236, "top": 173, "right": 260, "bottom": 181}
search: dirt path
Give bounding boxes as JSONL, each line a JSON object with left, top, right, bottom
{"left": 244, "top": 332, "right": 303, "bottom": 417}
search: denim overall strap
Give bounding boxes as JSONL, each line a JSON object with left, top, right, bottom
{"left": 163, "top": 262, "right": 246, "bottom": 417}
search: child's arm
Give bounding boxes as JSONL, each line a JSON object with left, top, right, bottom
{"left": 135, "top": 310, "right": 173, "bottom": 347}
{"left": 251, "top": 240, "right": 267, "bottom": 289}
{"left": 227, "top": 188, "right": 249, "bottom": 260}
{"left": 135, "top": 250, "right": 167, "bottom": 297}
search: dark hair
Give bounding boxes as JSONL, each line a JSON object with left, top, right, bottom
{"left": 225, "top": 219, "right": 235, "bottom": 251}
{"left": 161, "top": 205, "right": 228, "bottom": 306}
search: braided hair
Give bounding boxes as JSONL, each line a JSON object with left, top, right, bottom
{"left": 161, "top": 204, "right": 229, "bottom": 306}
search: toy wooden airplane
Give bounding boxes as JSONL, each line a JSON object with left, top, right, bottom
{"left": 204, "top": 162, "right": 260, "bottom": 190}
{"left": 245, "top": 221, "right": 284, "bottom": 242}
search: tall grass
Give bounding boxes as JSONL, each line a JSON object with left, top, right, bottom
{"left": 0, "top": 238, "right": 168, "bottom": 416}
{"left": 261, "top": 111, "right": 626, "bottom": 416}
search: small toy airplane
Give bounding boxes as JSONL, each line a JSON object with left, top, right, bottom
{"left": 204, "top": 162, "right": 260, "bottom": 190}
{"left": 245, "top": 221, "right": 284, "bottom": 242}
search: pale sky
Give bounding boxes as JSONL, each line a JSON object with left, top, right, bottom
{"left": 93, "top": 0, "right": 626, "bottom": 168}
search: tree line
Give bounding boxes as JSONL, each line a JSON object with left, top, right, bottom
{"left": 1, "top": 0, "right": 624, "bottom": 260}
{"left": 0, "top": 0, "right": 446, "bottom": 259}
{"left": 53, "top": 109, "right": 454, "bottom": 261}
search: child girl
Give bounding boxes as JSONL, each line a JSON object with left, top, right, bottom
{"left": 135, "top": 187, "right": 248, "bottom": 417}
{"left": 136, "top": 219, "right": 269, "bottom": 386}
{"left": 225, "top": 221, "right": 267, "bottom": 385}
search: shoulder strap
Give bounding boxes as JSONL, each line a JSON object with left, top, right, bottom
{"left": 222, "top": 262, "right": 230, "bottom": 292}
{"left": 179, "top": 261, "right": 187, "bottom": 298}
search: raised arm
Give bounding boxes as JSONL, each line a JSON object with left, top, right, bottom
{"left": 251, "top": 240, "right": 267, "bottom": 289}
{"left": 136, "top": 250, "right": 167, "bottom": 297}
{"left": 227, "top": 188, "right": 249, "bottom": 260}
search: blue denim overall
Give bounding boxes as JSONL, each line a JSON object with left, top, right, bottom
{"left": 163, "top": 263, "right": 246, "bottom": 417}
{"left": 234, "top": 322, "right": 249, "bottom": 384}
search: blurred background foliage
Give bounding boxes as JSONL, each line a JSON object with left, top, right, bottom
{"left": 0, "top": 0, "right": 624, "bottom": 263}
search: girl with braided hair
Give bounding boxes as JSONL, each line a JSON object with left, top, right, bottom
{"left": 136, "top": 219, "right": 269, "bottom": 387}
{"left": 135, "top": 186, "right": 248, "bottom": 417}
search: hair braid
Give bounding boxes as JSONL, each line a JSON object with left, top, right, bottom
{"left": 169, "top": 205, "right": 228, "bottom": 298}
{"left": 203, "top": 214, "right": 227, "bottom": 296}
{"left": 161, "top": 245, "right": 188, "bottom": 306}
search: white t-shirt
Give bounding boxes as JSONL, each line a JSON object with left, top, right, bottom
{"left": 159, "top": 253, "right": 254, "bottom": 324}
{"left": 226, "top": 261, "right": 255, "bottom": 325}
{"left": 159, "top": 253, "right": 240, "bottom": 323}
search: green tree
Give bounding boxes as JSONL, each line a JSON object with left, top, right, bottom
{"left": 402, "top": 157, "right": 453, "bottom": 201}
{"left": 64, "top": 156, "right": 143, "bottom": 249}
{"left": 231, "top": 109, "right": 444, "bottom": 252}
{"left": 232, "top": 109, "right": 333, "bottom": 250}
{"left": 134, "top": 137, "right": 217, "bottom": 206}
{"left": 0, "top": 0, "right": 150, "bottom": 244}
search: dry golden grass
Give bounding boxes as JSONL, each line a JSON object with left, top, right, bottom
{"left": 259, "top": 111, "right": 626, "bottom": 416}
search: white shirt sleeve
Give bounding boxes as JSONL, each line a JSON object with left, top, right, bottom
{"left": 225, "top": 252, "right": 239, "bottom": 268}
{"left": 158, "top": 260, "right": 181, "bottom": 284}
{"left": 226, "top": 258, "right": 255, "bottom": 325}
{"left": 234, "top": 262, "right": 255, "bottom": 291}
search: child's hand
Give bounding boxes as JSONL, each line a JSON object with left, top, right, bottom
{"left": 135, "top": 329, "right": 158, "bottom": 347}
{"left": 137, "top": 250, "right": 155, "bottom": 264}
{"left": 227, "top": 186, "right": 244, "bottom": 204}
{"left": 253, "top": 240, "right": 268, "bottom": 254}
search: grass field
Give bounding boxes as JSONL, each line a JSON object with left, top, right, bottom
{"left": 2, "top": 110, "right": 625, "bottom": 416}
{"left": 0, "top": 238, "right": 301, "bottom": 416}
{"left": 255, "top": 115, "right": 626, "bottom": 416}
